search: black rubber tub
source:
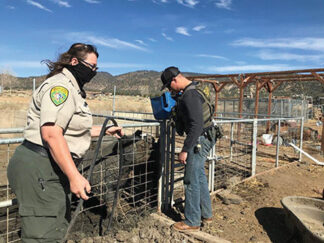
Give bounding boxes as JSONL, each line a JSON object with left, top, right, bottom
{"left": 281, "top": 196, "right": 324, "bottom": 243}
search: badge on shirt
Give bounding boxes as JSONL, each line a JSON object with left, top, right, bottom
{"left": 50, "top": 86, "right": 69, "bottom": 106}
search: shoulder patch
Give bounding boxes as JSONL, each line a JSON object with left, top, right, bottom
{"left": 50, "top": 86, "right": 69, "bottom": 106}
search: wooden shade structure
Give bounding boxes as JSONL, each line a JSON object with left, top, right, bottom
{"left": 186, "top": 68, "right": 324, "bottom": 154}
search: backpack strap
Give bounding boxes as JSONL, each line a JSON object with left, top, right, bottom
{"left": 182, "top": 83, "right": 214, "bottom": 127}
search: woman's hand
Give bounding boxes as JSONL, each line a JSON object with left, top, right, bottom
{"left": 69, "top": 171, "right": 91, "bottom": 200}
{"left": 41, "top": 123, "right": 91, "bottom": 200}
{"left": 106, "top": 126, "right": 124, "bottom": 138}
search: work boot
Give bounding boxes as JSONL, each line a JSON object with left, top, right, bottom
{"left": 202, "top": 217, "right": 213, "bottom": 225}
{"left": 172, "top": 222, "right": 200, "bottom": 232}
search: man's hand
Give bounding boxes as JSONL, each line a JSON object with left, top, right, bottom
{"left": 179, "top": 151, "right": 187, "bottom": 165}
{"left": 69, "top": 172, "right": 91, "bottom": 200}
{"left": 106, "top": 126, "right": 124, "bottom": 138}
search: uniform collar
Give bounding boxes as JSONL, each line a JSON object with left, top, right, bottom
{"left": 62, "top": 68, "right": 81, "bottom": 93}
{"left": 182, "top": 81, "right": 195, "bottom": 92}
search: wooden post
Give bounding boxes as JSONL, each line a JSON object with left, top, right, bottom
{"left": 238, "top": 82, "right": 244, "bottom": 139}
{"left": 212, "top": 83, "right": 226, "bottom": 116}
{"left": 321, "top": 117, "right": 324, "bottom": 156}
{"left": 239, "top": 86, "right": 244, "bottom": 118}
{"left": 254, "top": 81, "right": 260, "bottom": 118}
{"left": 212, "top": 83, "right": 219, "bottom": 115}
{"left": 266, "top": 81, "right": 273, "bottom": 133}
{"left": 215, "top": 91, "right": 219, "bottom": 115}
{"left": 267, "top": 92, "right": 272, "bottom": 132}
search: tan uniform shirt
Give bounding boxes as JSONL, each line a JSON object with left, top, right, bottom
{"left": 24, "top": 68, "right": 93, "bottom": 158}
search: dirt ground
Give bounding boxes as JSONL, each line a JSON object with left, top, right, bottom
{"left": 62, "top": 161, "right": 324, "bottom": 243}
{"left": 199, "top": 162, "right": 323, "bottom": 243}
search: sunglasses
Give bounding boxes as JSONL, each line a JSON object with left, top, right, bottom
{"left": 78, "top": 59, "right": 98, "bottom": 71}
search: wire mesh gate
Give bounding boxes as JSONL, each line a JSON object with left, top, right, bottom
{"left": 0, "top": 118, "right": 162, "bottom": 242}
{"left": 158, "top": 117, "right": 306, "bottom": 213}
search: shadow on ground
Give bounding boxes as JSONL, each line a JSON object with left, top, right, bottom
{"left": 255, "top": 207, "right": 294, "bottom": 243}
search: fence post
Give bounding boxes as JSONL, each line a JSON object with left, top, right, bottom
{"left": 112, "top": 86, "right": 116, "bottom": 116}
{"left": 275, "top": 120, "right": 281, "bottom": 167}
{"left": 230, "top": 122, "right": 234, "bottom": 162}
{"left": 164, "top": 123, "right": 171, "bottom": 211}
{"left": 158, "top": 121, "right": 166, "bottom": 212}
{"left": 299, "top": 117, "right": 304, "bottom": 162}
{"left": 169, "top": 125, "right": 176, "bottom": 207}
{"left": 251, "top": 119, "right": 258, "bottom": 176}
{"left": 208, "top": 144, "right": 216, "bottom": 192}
{"left": 321, "top": 117, "right": 324, "bottom": 155}
{"left": 288, "top": 100, "right": 292, "bottom": 117}
{"left": 7, "top": 144, "right": 9, "bottom": 243}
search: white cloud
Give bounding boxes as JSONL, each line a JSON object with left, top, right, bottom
{"left": 215, "top": 0, "right": 232, "bottom": 10}
{"left": 196, "top": 54, "right": 228, "bottom": 60}
{"left": 26, "top": 0, "right": 52, "bottom": 12}
{"left": 51, "top": 0, "right": 71, "bottom": 7}
{"left": 6, "top": 5, "right": 15, "bottom": 10}
{"left": 135, "top": 40, "right": 147, "bottom": 46}
{"left": 152, "top": 0, "right": 168, "bottom": 4}
{"left": 204, "top": 64, "right": 302, "bottom": 73}
{"left": 162, "top": 33, "right": 173, "bottom": 41}
{"left": 255, "top": 50, "right": 324, "bottom": 62}
{"left": 176, "top": 0, "right": 199, "bottom": 8}
{"left": 148, "top": 38, "right": 157, "bottom": 42}
{"left": 176, "top": 27, "right": 191, "bottom": 36}
{"left": 84, "top": 0, "right": 100, "bottom": 3}
{"left": 65, "top": 32, "right": 148, "bottom": 51}
{"left": 193, "top": 25, "right": 206, "bottom": 32}
{"left": 232, "top": 38, "right": 324, "bottom": 52}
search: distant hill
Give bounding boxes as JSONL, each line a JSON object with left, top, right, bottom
{"left": 1, "top": 70, "right": 323, "bottom": 99}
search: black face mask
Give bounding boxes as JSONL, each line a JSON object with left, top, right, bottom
{"left": 67, "top": 62, "right": 97, "bottom": 98}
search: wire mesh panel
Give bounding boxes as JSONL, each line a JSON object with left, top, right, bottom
{"left": 0, "top": 144, "right": 20, "bottom": 243}
{"left": 0, "top": 115, "right": 320, "bottom": 242}
{"left": 217, "top": 98, "right": 309, "bottom": 119}
{"left": 113, "top": 111, "right": 155, "bottom": 121}
{"left": 67, "top": 122, "right": 160, "bottom": 240}
{"left": 0, "top": 120, "right": 161, "bottom": 242}
{"left": 161, "top": 117, "right": 311, "bottom": 212}
{"left": 162, "top": 120, "right": 254, "bottom": 210}
{"left": 254, "top": 118, "right": 304, "bottom": 174}
{"left": 213, "top": 121, "right": 253, "bottom": 189}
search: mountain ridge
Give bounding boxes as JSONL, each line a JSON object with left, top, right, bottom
{"left": 0, "top": 70, "right": 323, "bottom": 99}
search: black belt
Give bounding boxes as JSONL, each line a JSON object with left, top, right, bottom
{"left": 202, "top": 124, "right": 214, "bottom": 134}
{"left": 22, "top": 140, "right": 50, "bottom": 158}
{"left": 22, "top": 140, "right": 82, "bottom": 164}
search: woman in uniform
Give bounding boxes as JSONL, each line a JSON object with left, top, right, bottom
{"left": 7, "top": 43, "right": 123, "bottom": 242}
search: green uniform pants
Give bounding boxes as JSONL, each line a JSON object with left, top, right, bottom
{"left": 7, "top": 145, "right": 71, "bottom": 243}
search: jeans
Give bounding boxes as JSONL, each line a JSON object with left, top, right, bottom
{"left": 183, "top": 134, "right": 216, "bottom": 226}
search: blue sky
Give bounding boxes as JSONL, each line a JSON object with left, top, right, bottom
{"left": 1, "top": 0, "right": 324, "bottom": 77}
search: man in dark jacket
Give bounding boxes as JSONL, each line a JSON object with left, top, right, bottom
{"left": 160, "top": 66, "right": 216, "bottom": 231}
